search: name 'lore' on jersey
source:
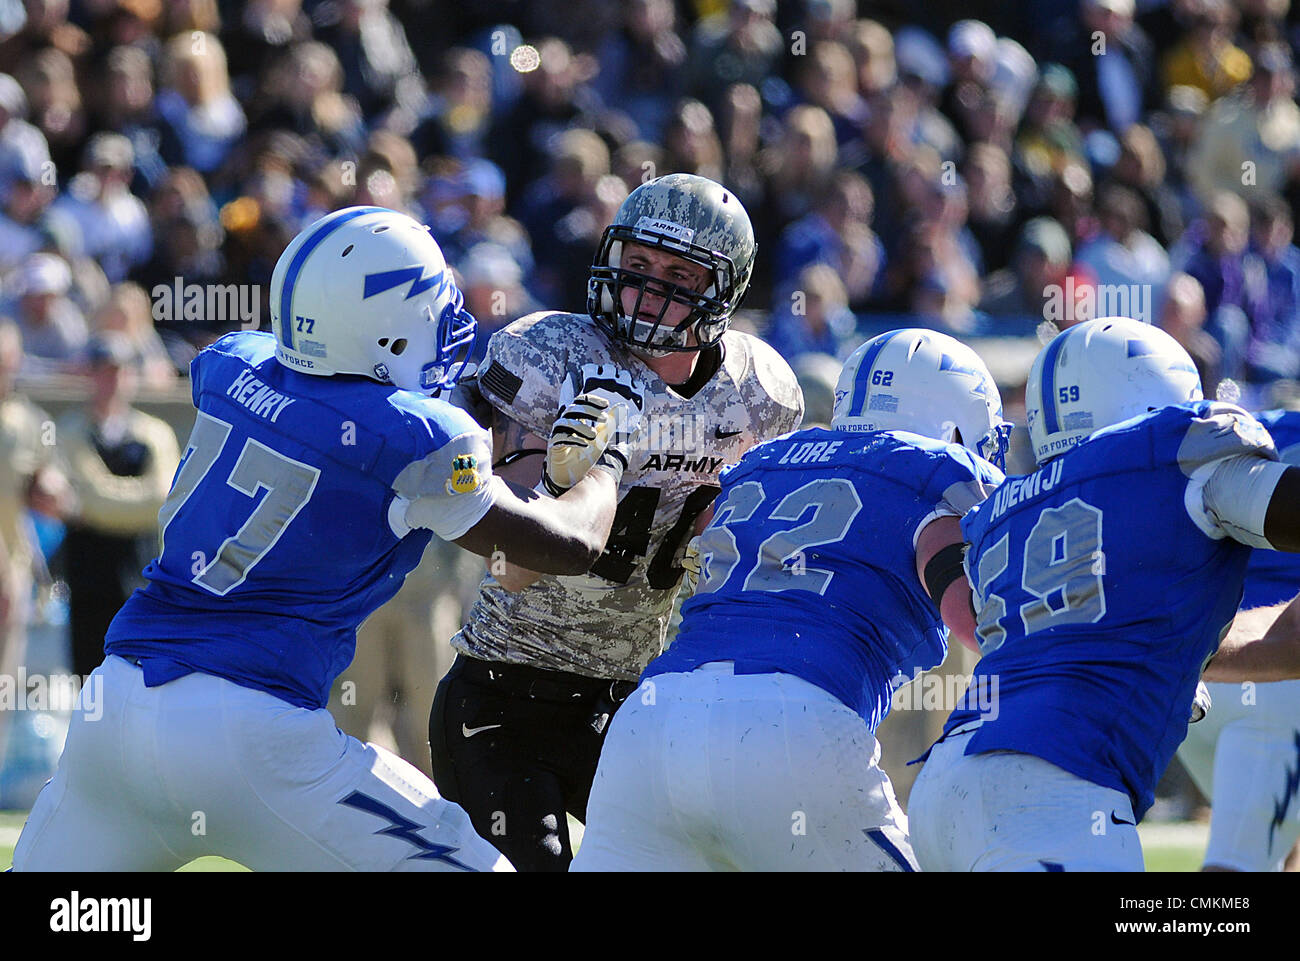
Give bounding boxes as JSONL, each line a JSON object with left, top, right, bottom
{"left": 458, "top": 310, "right": 804, "bottom": 680}
{"left": 650, "top": 427, "right": 1004, "bottom": 732}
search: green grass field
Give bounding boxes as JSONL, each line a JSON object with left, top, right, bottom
{"left": 0, "top": 809, "right": 1206, "bottom": 872}
{"left": 0, "top": 810, "right": 249, "bottom": 871}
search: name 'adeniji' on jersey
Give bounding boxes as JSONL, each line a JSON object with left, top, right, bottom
{"left": 987, "top": 459, "right": 1064, "bottom": 520}
{"left": 909, "top": 316, "right": 1300, "bottom": 873}
{"left": 946, "top": 400, "right": 1266, "bottom": 820}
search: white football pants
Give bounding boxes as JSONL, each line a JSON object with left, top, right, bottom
{"left": 1177, "top": 679, "right": 1300, "bottom": 871}
{"left": 12, "top": 655, "right": 511, "bottom": 871}
{"left": 572, "top": 663, "right": 917, "bottom": 872}
{"left": 909, "top": 725, "right": 1144, "bottom": 871}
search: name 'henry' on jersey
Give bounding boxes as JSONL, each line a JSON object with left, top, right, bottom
{"left": 106, "top": 331, "right": 495, "bottom": 710}
{"left": 648, "top": 427, "right": 1003, "bottom": 730}
{"left": 944, "top": 401, "right": 1278, "bottom": 820}
{"left": 458, "top": 310, "right": 804, "bottom": 680}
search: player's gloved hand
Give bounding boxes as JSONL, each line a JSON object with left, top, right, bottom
{"left": 541, "top": 365, "right": 645, "bottom": 496}
{"left": 678, "top": 535, "right": 703, "bottom": 595}
{"left": 1190, "top": 681, "right": 1212, "bottom": 723}
{"left": 557, "top": 364, "right": 648, "bottom": 415}
{"left": 567, "top": 362, "right": 647, "bottom": 473}
{"left": 434, "top": 363, "right": 492, "bottom": 429}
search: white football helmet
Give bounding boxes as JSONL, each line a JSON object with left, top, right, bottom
{"left": 832, "top": 328, "right": 1011, "bottom": 469}
{"left": 269, "top": 206, "right": 476, "bottom": 393}
{"left": 1026, "top": 316, "right": 1203, "bottom": 465}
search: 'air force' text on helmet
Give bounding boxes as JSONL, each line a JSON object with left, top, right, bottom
{"left": 587, "top": 173, "right": 755, "bottom": 353}
{"left": 269, "top": 206, "right": 477, "bottom": 393}
{"left": 1026, "top": 317, "right": 1203, "bottom": 466}
{"left": 832, "top": 328, "right": 1011, "bottom": 470}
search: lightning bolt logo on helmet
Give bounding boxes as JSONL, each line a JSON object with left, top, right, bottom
{"left": 269, "top": 206, "right": 477, "bottom": 394}
{"left": 832, "top": 329, "right": 1011, "bottom": 470}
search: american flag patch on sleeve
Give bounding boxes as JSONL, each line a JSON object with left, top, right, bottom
{"left": 479, "top": 361, "right": 523, "bottom": 406}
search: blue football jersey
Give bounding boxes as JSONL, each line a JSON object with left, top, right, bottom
{"left": 647, "top": 426, "right": 1004, "bottom": 730}
{"left": 1242, "top": 410, "right": 1300, "bottom": 609}
{"left": 106, "top": 331, "right": 497, "bottom": 710}
{"left": 945, "top": 401, "right": 1277, "bottom": 820}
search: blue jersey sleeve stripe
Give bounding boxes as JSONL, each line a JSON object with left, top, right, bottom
{"left": 849, "top": 329, "right": 903, "bottom": 417}
{"left": 279, "top": 206, "right": 387, "bottom": 350}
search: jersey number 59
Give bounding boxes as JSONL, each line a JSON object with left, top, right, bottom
{"left": 972, "top": 497, "right": 1107, "bottom": 654}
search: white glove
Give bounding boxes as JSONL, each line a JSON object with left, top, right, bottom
{"left": 1190, "top": 681, "right": 1212, "bottom": 723}
{"left": 541, "top": 364, "right": 646, "bottom": 495}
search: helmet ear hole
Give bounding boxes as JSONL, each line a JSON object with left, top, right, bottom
{"left": 378, "top": 338, "right": 389, "bottom": 347}
{"left": 390, "top": 338, "right": 407, "bottom": 356}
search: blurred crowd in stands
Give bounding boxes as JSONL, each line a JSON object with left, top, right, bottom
{"left": 0, "top": 0, "right": 1299, "bottom": 404}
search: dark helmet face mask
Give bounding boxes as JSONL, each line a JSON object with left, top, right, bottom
{"left": 588, "top": 224, "right": 741, "bottom": 353}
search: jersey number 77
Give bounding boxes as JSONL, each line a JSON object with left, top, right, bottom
{"left": 158, "top": 411, "right": 320, "bottom": 596}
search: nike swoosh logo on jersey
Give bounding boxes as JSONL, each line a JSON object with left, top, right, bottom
{"left": 462, "top": 723, "right": 503, "bottom": 738}
{"left": 1110, "top": 810, "right": 1136, "bottom": 826}
{"left": 715, "top": 427, "right": 743, "bottom": 439}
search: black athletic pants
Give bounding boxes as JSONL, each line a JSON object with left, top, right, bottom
{"left": 429, "top": 654, "right": 636, "bottom": 872}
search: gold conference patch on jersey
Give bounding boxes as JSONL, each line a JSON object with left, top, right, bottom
{"left": 446, "top": 454, "right": 482, "bottom": 494}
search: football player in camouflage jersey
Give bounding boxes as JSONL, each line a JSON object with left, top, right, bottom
{"left": 429, "top": 173, "right": 804, "bottom": 870}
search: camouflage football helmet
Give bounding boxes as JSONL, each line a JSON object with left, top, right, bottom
{"left": 587, "top": 173, "right": 756, "bottom": 352}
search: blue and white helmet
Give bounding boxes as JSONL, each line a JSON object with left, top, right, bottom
{"left": 832, "top": 328, "right": 1011, "bottom": 469}
{"left": 269, "top": 206, "right": 476, "bottom": 393}
{"left": 1026, "top": 317, "right": 1203, "bottom": 465}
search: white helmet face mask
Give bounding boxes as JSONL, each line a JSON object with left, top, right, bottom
{"left": 831, "top": 328, "right": 1011, "bottom": 470}
{"left": 270, "top": 206, "right": 477, "bottom": 393}
{"left": 1026, "top": 317, "right": 1203, "bottom": 466}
